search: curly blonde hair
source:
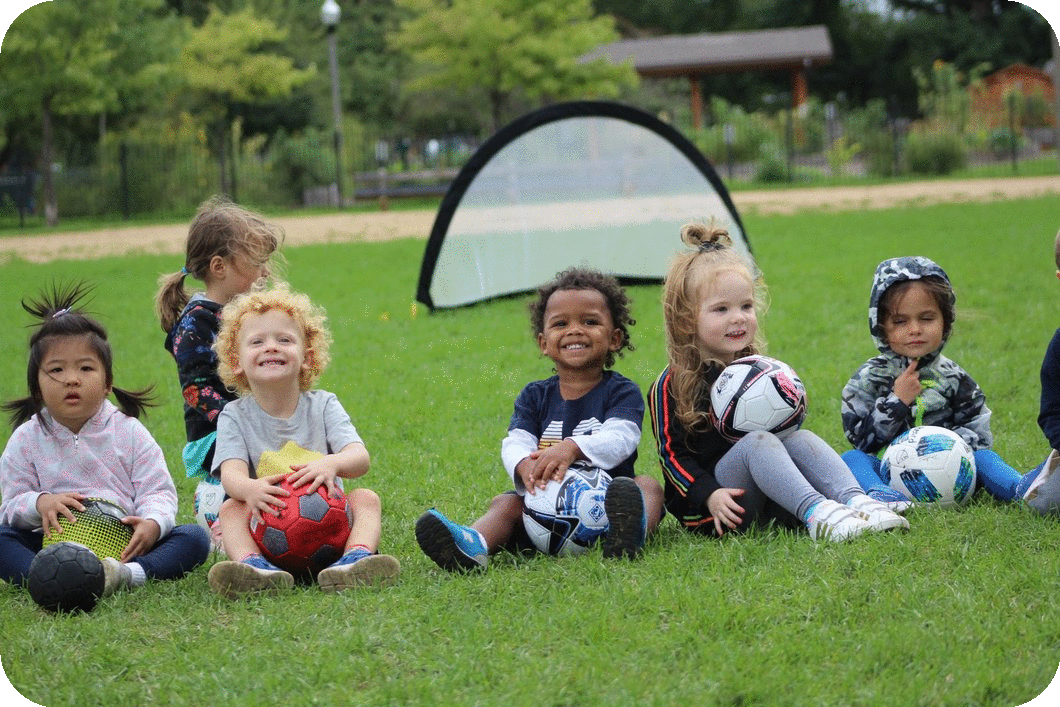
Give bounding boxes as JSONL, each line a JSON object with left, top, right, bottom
{"left": 662, "top": 222, "right": 767, "bottom": 432}
{"left": 214, "top": 282, "right": 331, "bottom": 396}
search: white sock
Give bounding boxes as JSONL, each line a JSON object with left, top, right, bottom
{"left": 126, "top": 562, "right": 147, "bottom": 586}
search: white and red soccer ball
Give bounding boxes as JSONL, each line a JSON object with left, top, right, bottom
{"left": 710, "top": 355, "right": 807, "bottom": 442}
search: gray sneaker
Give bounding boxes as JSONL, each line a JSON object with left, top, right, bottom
{"left": 208, "top": 557, "right": 294, "bottom": 599}
{"left": 317, "top": 553, "right": 401, "bottom": 592}
{"left": 101, "top": 557, "right": 132, "bottom": 596}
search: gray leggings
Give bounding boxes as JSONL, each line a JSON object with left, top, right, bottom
{"left": 715, "top": 429, "right": 862, "bottom": 527}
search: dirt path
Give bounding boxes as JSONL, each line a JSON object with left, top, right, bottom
{"left": 2, "top": 175, "right": 1058, "bottom": 264}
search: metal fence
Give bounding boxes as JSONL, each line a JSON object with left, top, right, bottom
{"left": 1, "top": 107, "right": 1057, "bottom": 226}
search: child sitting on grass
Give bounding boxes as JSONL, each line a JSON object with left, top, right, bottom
{"left": 205, "top": 282, "right": 399, "bottom": 598}
{"left": 1, "top": 283, "right": 209, "bottom": 596}
{"left": 840, "top": 255, "right": 1055, "bottom": 511}
{"left": 415, "top": 267, "right": 665, "bottom": 571}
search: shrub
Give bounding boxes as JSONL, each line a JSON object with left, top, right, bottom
{"left": 904, "top": 127, "right": 967, "bottom": 175}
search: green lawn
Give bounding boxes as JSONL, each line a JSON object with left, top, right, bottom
{"left": 1, "top": 195, "right": 1059, "bottom": 706}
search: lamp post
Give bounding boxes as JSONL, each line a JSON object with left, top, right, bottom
{"left": 321, "top": 0, "right": 344, "bottom": 206}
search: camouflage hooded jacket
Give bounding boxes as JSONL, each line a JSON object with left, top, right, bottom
{"left": 840, "top": 256, "right": 992, "bottom": 455}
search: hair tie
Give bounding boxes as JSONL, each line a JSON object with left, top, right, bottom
{"left": 180, "top": 266, "right": 189, "bottom": 276}
{"left": 51, "top": 307, "right": 71, "bottom": 319}
{"left": 697, "top": 240, "right": 724, "bottom": 253}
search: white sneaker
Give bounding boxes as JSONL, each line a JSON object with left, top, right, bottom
{"left": 1024, "top": 450, "right": 1060, "bottom": 516}
{"left": 847, "top": 494, "right": 910, "bottom": 532}
{"left": 805, "top": 499, "right": 872, "bottom": 542}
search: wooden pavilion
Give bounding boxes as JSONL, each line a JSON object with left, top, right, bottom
{"left": 582, "top": 25, "right": 834, "bottom": 129}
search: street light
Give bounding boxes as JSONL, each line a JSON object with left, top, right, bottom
{"left": 321, "top": 0, "right": 344, "bottom": 206}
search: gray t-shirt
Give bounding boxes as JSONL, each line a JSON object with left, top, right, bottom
{"left": 212, "top": 389, "right": 363, "bottom": 478}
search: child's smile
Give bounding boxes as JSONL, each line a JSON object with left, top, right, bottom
{"left": 537, "top": 289, "right": 621, "bottom": 374}
{"left": 235, "top": 309, "right": 306, "bottom": 390}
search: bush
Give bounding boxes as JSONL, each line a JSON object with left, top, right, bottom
{"left": 988, "top": 128, "right": 1023, "bottom": 159}
{"left": 755, "top": 147, "right": 789, "bottom": 183}
{"left": 903, "top": 128, "right": 967, "bottom": 175}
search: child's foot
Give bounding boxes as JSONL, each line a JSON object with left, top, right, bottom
{"left": 867, "top": 488, "right": 914, "bottom": 514}
{"left": 101, "top": 557, "right": 132, "bottom": 596}
{"left": 207, "top": 554, "right": 294, "bottom": 599}
{"left": 415, "top": 509, "right": 488, "bottom": 572}
{"left": 805, "top": 499, "right": 873, "bottom": 542}
{"left": 847, "top": 494, "right": 910, "bottom": 532}
{"left": 317, "top": 549, "right": 401, "bottom": 591}
{"left": 602, "top": 477, "right": 647, "bottom": 559}
{"left": 1024, "top": 450, "right": 1060, "bottom": 516}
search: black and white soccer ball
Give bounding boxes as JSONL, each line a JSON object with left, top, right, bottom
{"left": 522, "top": 464, "right": 612, "bottom": 556}
{"left": 27, "top": 541, "right": 105, "bottom": 613}
{"left": 882, "top": 426, "right": 977, "bottom": 508}
{"left": 710, "top": 355, "right": 807, "bottom": 442}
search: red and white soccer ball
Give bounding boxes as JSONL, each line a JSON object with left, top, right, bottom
{"left": 249, "top": 476, "right": 353, "bottom": 578}
{"left": 710, "top": 355, "right": 807, "bottom": 442}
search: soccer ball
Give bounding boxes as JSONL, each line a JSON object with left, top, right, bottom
{"left": 194, "top": 476, "right": 226, "bottom": 531}
{"left": 522, "top": 464, "right": 612, "bottom": 556}
{"left": 41, "top": 497, "right": 133, "bottom": 560}
{"left": 27, "top": 542, "right": 105, "bottom": 613}
{"left": 881, "top": 426, "right": 977, "bottom": 508}
{"left": 710, "top": 355, "right": 807, "bottom": 442}
{"left": 249, "top": 476, "right": 354, "bottom": 578}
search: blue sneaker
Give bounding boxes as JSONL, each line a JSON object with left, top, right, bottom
{"left": 602, "top": 477, "right": 647, "bottom": 559}
{"left": 317, "top": 549, "right": 401, "bottom": 592}
{"left": 415, "top": 509, "right": 488, "bottom": 572}
{"left": 867, "top": 487, "right": 914, "bottom": 514}
{"left": 207, "top": 554, "right": 293, "bottom": 599}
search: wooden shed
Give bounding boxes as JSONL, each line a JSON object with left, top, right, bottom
{"left": 582, "top": 25, "right": 834, "bottom": 129}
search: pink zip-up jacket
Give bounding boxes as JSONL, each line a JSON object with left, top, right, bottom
{"left": 0, "top": 400, "right": 177, "bottom": 538}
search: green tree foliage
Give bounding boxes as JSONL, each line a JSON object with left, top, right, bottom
{"left": 177, "top": 5, "right": 315, "bottom": 194}
{"left": 0, "top": 0, "right": 180, "bottom": 225}
{"left": 390, "top": 0, "right": 638, "bottom": 132}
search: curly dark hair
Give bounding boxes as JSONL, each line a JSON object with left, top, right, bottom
{"left": 528, "top": 267, "right": 635, "bottom": 369}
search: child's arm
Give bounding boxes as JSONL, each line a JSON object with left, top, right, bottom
{"left": 219, "top": 457, "right": 290, "bottom": 521}
{"left": 502, "top": 427, "right": 539, "bottom": 493}
{"left": 0, "top": 427, "right": 84, "bottom": 532}
{"left": 648, "top": 371, "right": 724, "bottom": 528}
{"left": 127, "top": 418, "right": 178, "bottom": 541}
{"left": 841, "top": 359, "right": 913, "bottom": 453}
{"left": 948, "top": 370, "right": 993, "bottom": 450}
{"left": 1039, "top": 329, "right": 1060, "bottom": 449}
{"left": 288, "top": 442, "right": 370, "bottom": 497}
{"left": 171, "top": 308, "right": 233, "bottom": 423}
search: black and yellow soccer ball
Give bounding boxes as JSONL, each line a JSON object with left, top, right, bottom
{"left": 41, "top": 498, "right": 133, "bottom": 560}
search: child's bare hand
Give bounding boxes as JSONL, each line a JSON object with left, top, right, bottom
{"left": 525, "top": 441, "right": 581, "bottom": 490}
{"left": 36, "top": 492, "right": 86, "bottom": 537}
{"left": 893, "top": 358, "right": 922, "bottom": 405}
{"left": 245, "top": 474, "right": 290, "bottom": 523}
{"left": 288, "top": 458, "right": 341, "bottom": 497}
{"left": 707, "top": 487, "right": 746, "bottom": 536}
{"left": 119, "top": 517, "right": 161, "bottom": 562}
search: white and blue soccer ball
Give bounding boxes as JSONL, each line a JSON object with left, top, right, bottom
{"left": 522, "top": 464, "right": 612, "bottom": 556}
{"left": 194, "top": 476, "right": 226, "bottom": 531}
{"left": 711, "top": 355, "right": 807, "bottom": 442}
{"left": 881, "top": 426, "right": 977, "bottom": 508}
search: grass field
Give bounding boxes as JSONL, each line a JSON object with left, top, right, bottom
{"left": 1, "top": 195, "right": 1059, "bottom": 706}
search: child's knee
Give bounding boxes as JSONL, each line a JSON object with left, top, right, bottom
{"left": 489, "top": 492, "right": 523, "bottom": 520}
{"left": 348, "top": 487, "right": 381, "bottom": 512}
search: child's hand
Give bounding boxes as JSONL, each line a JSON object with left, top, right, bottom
{"left": 245, "top": 474, "right": 290, "bottom": 523}
{"left": 894, "top": 358, "right": 922, "bottom": 406}
{"left": 288, "top": 458, "right": 342, "bottom": 498}
{"left": 119, "top": 517, "right": 161, "bottom": 562}
{"left": 524, "top": 440, "right": 582, "bottom": 490}
{"left": 36, "top": 492, "right": 86, "bottom": 537}
{"left": 707, "top": 487, "right": 746, "bottom": 536}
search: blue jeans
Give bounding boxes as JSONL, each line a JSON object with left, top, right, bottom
{"left": 841, "top": 448, "right": 1043, "bottom": 502}
{"left": 0, "top": 524, "right": 210, "bottom": 586}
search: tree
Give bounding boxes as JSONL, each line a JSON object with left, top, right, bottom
{"left": 178, "top": 5, "right": 315, "bottom": 195}
{"left": 0, "top": 0, "right": 178, "bottom": 225}
{"left": 390, "top": 0, "right": 638, "bottom": 132}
